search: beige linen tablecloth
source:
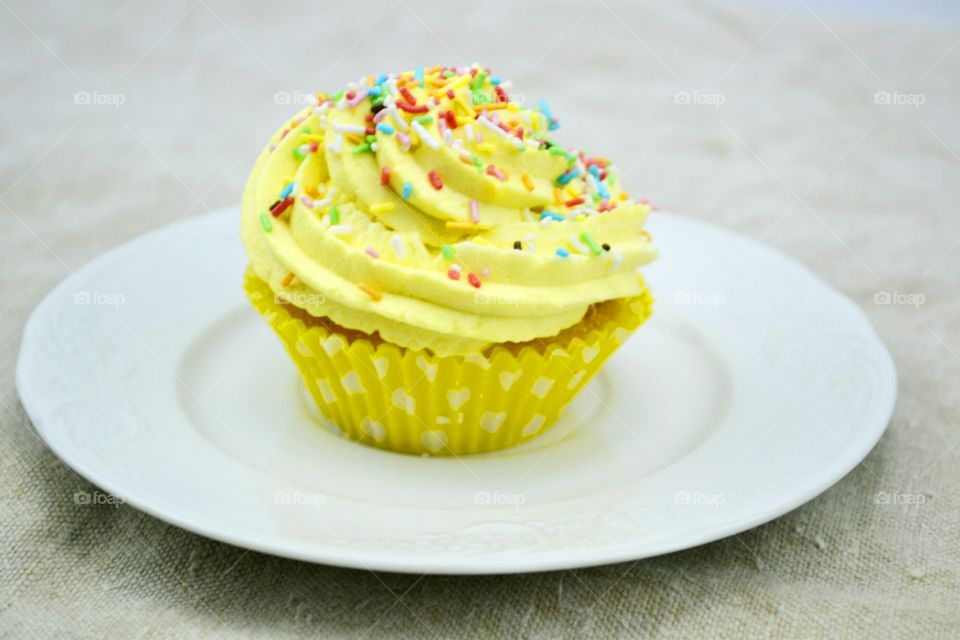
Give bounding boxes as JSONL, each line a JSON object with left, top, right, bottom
{"left": 2, "top": 1, "right": 958, "bottom": 637}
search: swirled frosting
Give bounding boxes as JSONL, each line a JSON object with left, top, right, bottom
{"left": 242, "top": 65, "right": 657, "bottom": 356}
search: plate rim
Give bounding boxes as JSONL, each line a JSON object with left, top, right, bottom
{"left": 16, "top": 209, "right": 897, "bottom": 574}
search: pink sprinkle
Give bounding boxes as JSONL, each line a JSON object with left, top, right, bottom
{"left": 397, "top": 131, "right": 411, "bottom": 151}
{"left": 373, "top": 108, "right": 389, "bottom": 124}
{"left": 347, "top": 89, "right": 368, "bottom": 108}
{"left": 481, "top": 268, "right": 490, "bottom": 277}
{"left": 365, "top": 246, "right": 380, "bottom": 259}
{"left": 300, "top": 196, "right": 313, "bottom": 208}
{"left": 476, "top": 132, "right": 484, "bottom": 142}
{"left": 470, "top": 199, "right": 480, "bottom": 224}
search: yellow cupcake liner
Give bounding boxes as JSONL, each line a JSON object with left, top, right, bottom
{"left": 244, "top": 272, "right": 653, "bottom": 456}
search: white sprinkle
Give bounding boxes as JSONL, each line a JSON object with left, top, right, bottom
{"left": 314, "top": 197, "right": 332, "bottom": 209}
{"left": 390, "top": 235, "right": 405, "bottom": 259}
{"left": 333, "top": 123, "right": 366, "bottom": 135}
{"left": 388, "top": 103, "right": 408, "bottom": 131}
{"left": 450, "top": 263, "right": 462, "bottom": 273}
{"left": 568, "top": 234, "right": 590, "bottom": 254}
{"left": 464, "top": 124, "right": 474, "bottom": 143}
{"left": 329, "top": 225, "right": 353, "bottom": 235}
{"left": 412, "top": 120, "right": 440, "bottom": 149}
{"left": 477, "top": 115, "right": 524, "bottom": 150}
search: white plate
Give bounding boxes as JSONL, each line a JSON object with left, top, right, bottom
{"left": 16, "top": 209, "right": 896, "bottom": 574}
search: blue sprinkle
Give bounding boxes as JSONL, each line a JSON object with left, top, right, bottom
{"left": 588, "top": 165, "right": 601, "bottom": 179}
{"left": 376, "top": 123, "right": 396, "bottom": 135}
{"left": 548, "top": 121, "right": 559, "bottom": 131}
{"left": 555, "top": 247, "right": 570, "bottom": 258}
{"left": 368, "top": 86, "right": 383, "bottom": 97}
{"left": 490, "top": 76, "right": 501, "bottom": 85}
{"left": 540, "top": 210, "right": 565, "bottom": 222}
{"left": 592, "top": 174, "right": 610, "bottom": 200}
{"left": 375, "top": 73, "right": 388, "bottom": 85}
{"left": 555, "top": 169, "right": 580, "bottom": 186}
{"left": 539, "top": 99, "right": 554, "bottom": 120}
{"left": 278, "top": 182, "right": 294, "bottom": 199}
{"left": 415, "top": 66, "right": 424, "bottom": 87}
{"left": 402, "top": 182, "right": 412, "bottom": 199}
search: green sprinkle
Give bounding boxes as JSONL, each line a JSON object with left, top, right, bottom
{"left": 331, "top": 90, "right": 345, "bottom": 102}
{"left": 580, "top": 231, "right": 603, "bottom": 256}
{"left": 259, "top": 212, "right": 273, "bottom": 232}
{"left": 301, "top": 127, "right": 312, "bottom": 134}
{"left": 372, "top": 95, "right": 385, "bottom": 106}
{"left": 292, "top": 147, "right": 305, "bottom": 161}
{"left": 414, "top": 115, "right": 433, "bottom": 125}
{"left": 472, "top": 90, "right": 491, "bottom": 105}
{"left": 441, "top": 244, "right": 454, "bottom": 260}
{"left": 608, "top": 173, "right": 617, "bottom": 186}
{"left": 471, "top": 70, "right": 487, "bottom": 90}
{"left": 366, "top": 134, "right": 377, "bottom": 143}
{"left": 352, "top": 143, "right": 372, "bottom": 155}
{"left": 329, "top": 205, "right": 340, "bottom": 224}
{"left": 548, "top": 146, "right": 567, "bottom": 156}
{"left": 443, "top": 70, "right": 455, "bottom": 78}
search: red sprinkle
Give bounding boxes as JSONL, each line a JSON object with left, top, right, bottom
{"left": 364, "top": 126, "right": 376, "bottom": 136}
{"left": 446, "top": 89, "right": 455, "bottom": 100}
{"left": 443, "top": 110, "right": 457, "bottom": 129}
{"left": 467, "top": 273, "right": 481, "bottom": 288}
{"left": 380, "top": 166, "right": 391, "bottom": 186}
{"left": 397, "top": 100, "right": 428, "bottom": 114}
{"left": 428, "top": 170, "right": 443, "bottom": 190}
{"left": 270, "top": 196, "right": 294, "bottom": 218}
{"left": 565, "top": 197, "right": 585, "bottom": 207}
{"left": 495, "top": 86, "right": 508, "bottom": 103}
{"left": 399, "top": 86, "right": 418, "bottom": 104}
{"left": 309, "top": 141, "right": 318, "bottom": 152}
{"left": 447, "top": 269, "right": 460, "bottom": 280}
{"left": 346, "top": 91, "right": 355, "bottom": 100}
{"left": 485, "top": 164, "right": 506, "bottom": 182}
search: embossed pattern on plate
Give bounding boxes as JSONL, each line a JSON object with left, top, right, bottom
{"left": 16, "top": 209, "right": 896, "bottom": 574}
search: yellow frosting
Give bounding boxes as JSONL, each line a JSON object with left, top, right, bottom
{"left": 241, "top": 65, "right": 657, "bottom": 356}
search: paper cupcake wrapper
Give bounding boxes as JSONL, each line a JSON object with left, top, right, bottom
{"left": 245, "top": 272, "right": 653, "bottom": 456}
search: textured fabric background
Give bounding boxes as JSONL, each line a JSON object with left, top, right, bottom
{"left": 2, "top": 1, "right": 958, "bottom": 637}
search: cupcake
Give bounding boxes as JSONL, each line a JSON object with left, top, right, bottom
{"left": 241, "top": 65, "right": 657, "bottom": 455}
